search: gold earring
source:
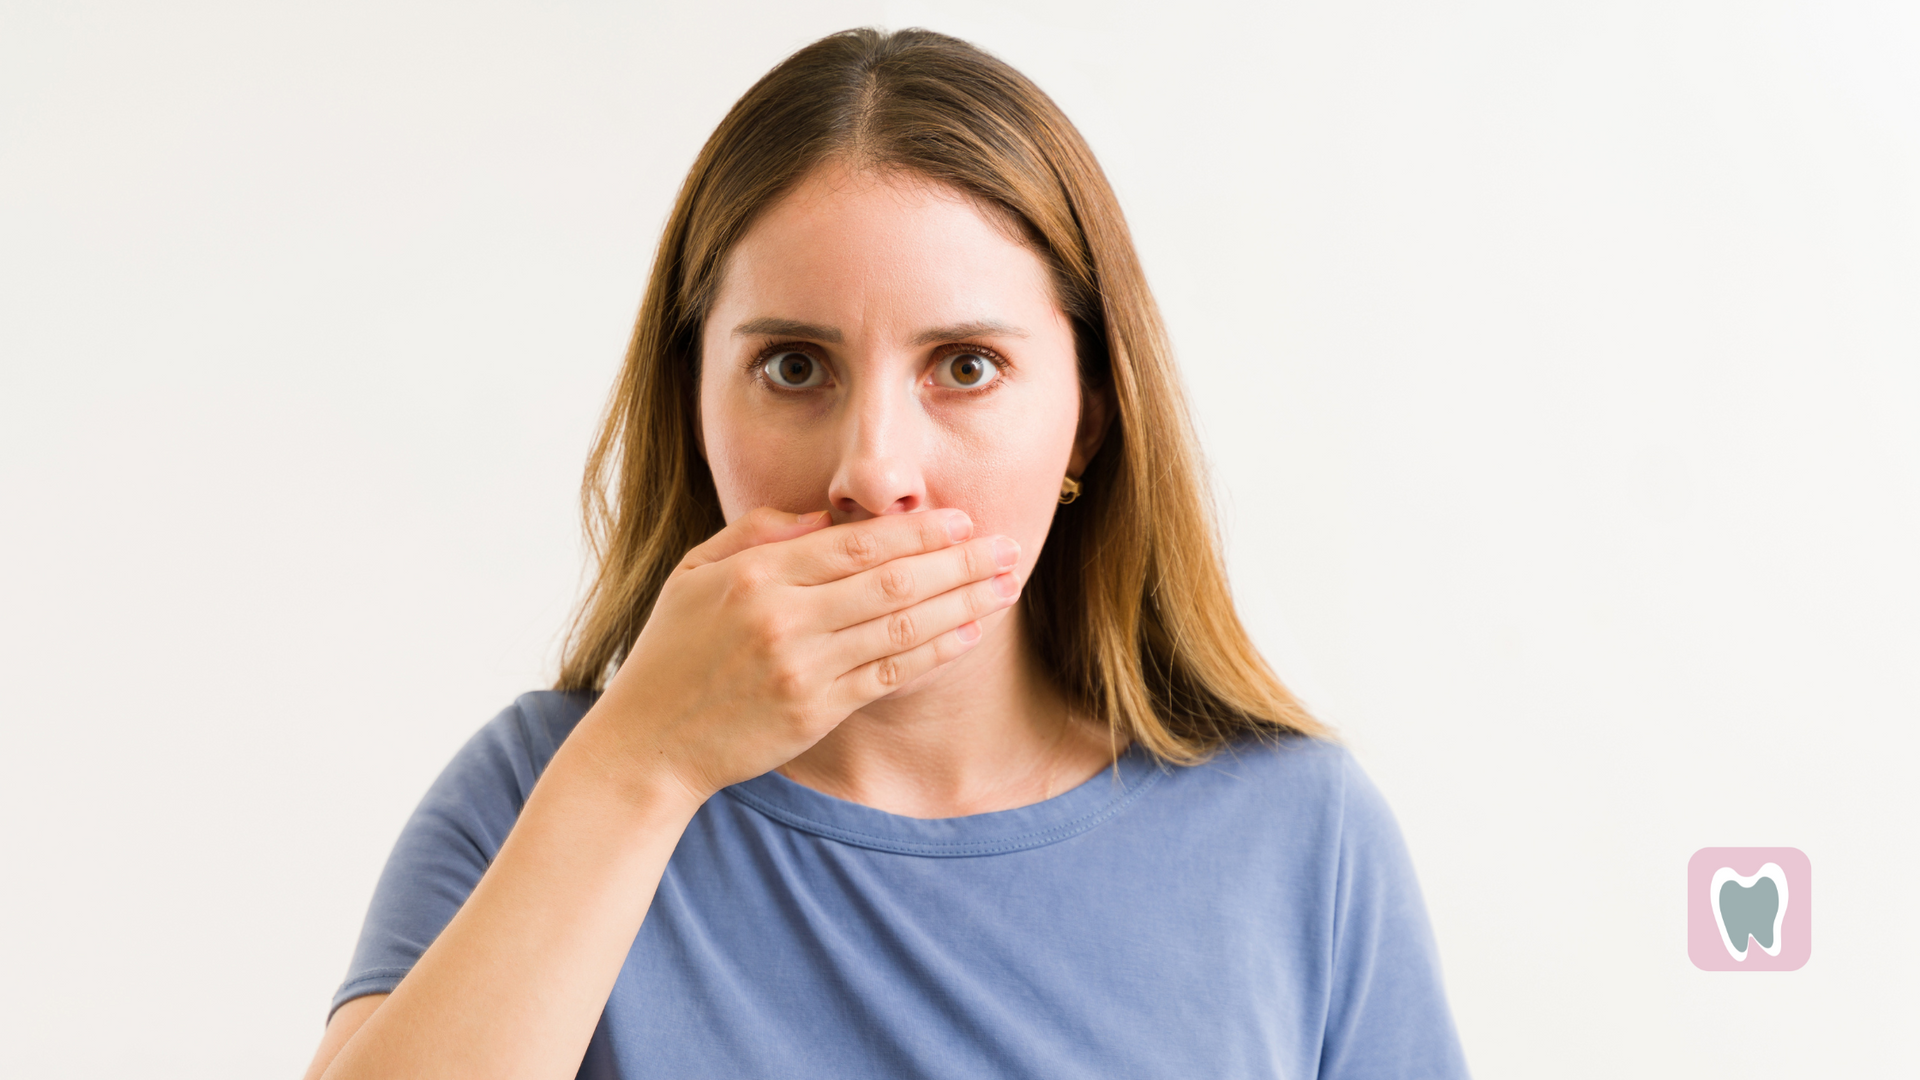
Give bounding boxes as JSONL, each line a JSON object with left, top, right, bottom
{"left": 1058, "top": 475, "right": 1082, "bottom": 504}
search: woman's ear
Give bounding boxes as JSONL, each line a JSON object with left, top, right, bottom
{"left": 1068, "top": 378, "right": 1114, "bottom": 476}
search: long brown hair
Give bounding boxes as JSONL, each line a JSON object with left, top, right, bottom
{"left": 556, "top": 27, "right": 1328, "bottom": 761}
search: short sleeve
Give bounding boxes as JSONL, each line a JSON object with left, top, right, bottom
{"left": 1318, "top": 755, "right": 1472, "bottom": 1079}
{"left": 329, "top": 692, "right": 589, "bottom": 1017}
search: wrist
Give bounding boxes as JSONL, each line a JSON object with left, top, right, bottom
{"left": 548, "top": 704, "right": 712, "bottom": 829}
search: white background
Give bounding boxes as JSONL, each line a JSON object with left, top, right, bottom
{"left": 2, "top": 1, "right": 1915, "bottom": 1076}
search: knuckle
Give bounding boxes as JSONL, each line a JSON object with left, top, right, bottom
{"left": 731, "top": 558, "right": 778, "bottom": 597}
{"left": 963, "top": 584, "right": 991, "bottom": 618}
{"left": 767, "top": 662, "right": 807, "bottom": 699}
{"left": 886, "top": 611, "right": 917, "bottom": 650}
{"left": 874, "top": 565, "right": 915, "bottom": 603}
{"left": 743, "top": 613, "right": 782, "bottom": 655}
{"left": 839, "top": 529, "right": 880, "bottom": 568}
{"left": 872, "top": 656, "right": 905, "bottom": 689}
{"left": 758, "top": 606, "right": 796, "bottom": 641}
{"left": 961, "top": 540, "right": 986, "bottom": 579}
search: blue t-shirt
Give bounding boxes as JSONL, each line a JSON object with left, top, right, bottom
{"left": 336, "top": 691, "right": 1469, "bottom": 1079}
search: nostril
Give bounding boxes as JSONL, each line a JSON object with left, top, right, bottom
{"left": 830, "top": 493, "right": 920, "bottom": 519}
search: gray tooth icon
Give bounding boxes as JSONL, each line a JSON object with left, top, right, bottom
{"left": 1710, "top": 862, "right": 1789, "bottom": 960}
{"left": 1719, "top": 878, "right": 1779, "bottom": 952}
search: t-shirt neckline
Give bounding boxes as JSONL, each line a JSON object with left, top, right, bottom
{"left": 721, "top": 745, "right": 1163, "bottom": 858}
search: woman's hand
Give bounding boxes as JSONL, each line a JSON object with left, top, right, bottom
{"left": 588, "top": 507, "right": 1022, "bottom": 804}
{"left": 307, "top": 508, "right": 1019, "bottom": 1080}
{"left": 308, "top": 508, "right": 1017, "bottom": 1080}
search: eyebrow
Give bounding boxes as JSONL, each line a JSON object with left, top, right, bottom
{"left": 729, "top": 317, "right": 1030, "bottom": 346}
{"left": 908, "top": 320, "right": 1029, "bottom": 346}
{"left": 732, "top": 317, "right": 841, "bottom": 343}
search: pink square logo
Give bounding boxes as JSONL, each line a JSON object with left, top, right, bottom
{"left": 1687, "top": 847, "right": 1811, "bottom": 971}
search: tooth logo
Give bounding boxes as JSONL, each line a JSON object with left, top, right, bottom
{"left": 1687, "top": 847, "right": 1811, "bottom": 972}
{"left": 1710, "top": 863, "right": 1786, "bottom": 960}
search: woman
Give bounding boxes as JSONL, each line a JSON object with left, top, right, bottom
{"left": 306, "top": 27, "right": 1468, "bottom": 1080}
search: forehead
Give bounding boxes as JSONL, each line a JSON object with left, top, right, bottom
{"left": 710, "top": 164, "right": 1061, "bottom": 328}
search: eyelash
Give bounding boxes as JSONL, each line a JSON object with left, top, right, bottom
{"left": 747, "top": 342, "right": 1013, "bottom": 392}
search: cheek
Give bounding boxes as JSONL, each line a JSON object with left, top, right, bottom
{"left": 928, "top": 387, "right": 1081, "bottom": 565}
{"left": 700, "top": 386, "right": 839, "bottom": 522}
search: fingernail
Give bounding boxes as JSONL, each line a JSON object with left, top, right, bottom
{"left": 955, "top": 621, "right": 982, "bottom": 643}
{"left": 993, "top": 536, "right": 1019, "bottom": 569}
{"left": 945, "top": 510, "right": 972, "bottom": 543}
{"left": 992, "top": 572, "right": 1018, "bottom": 598}
{"left": 800, "top": 510, "right": 830, "bottom": 526}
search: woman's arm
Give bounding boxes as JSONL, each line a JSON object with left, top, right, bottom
{"left": 302, "top": 994, "right": 383, "bottom": 1080}
{"left": 310, "top": 718, "right": 706, "bottom": 1080}
{"left": 306, "top": 507, "right": 1021, "bottom": 1080}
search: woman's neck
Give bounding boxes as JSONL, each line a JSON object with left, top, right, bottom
{"left": 777, "top": 609, "right": 1120, "bottom": 818}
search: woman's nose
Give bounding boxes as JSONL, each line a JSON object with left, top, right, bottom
{"left": 827, "top": 381, "right": 926, "bottom": 518}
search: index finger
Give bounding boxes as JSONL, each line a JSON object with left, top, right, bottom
{"left": 777, "top": 510, "right": 974, "bottom": 586}
{"left": 679, "top": 506, "right": 832, "bottom": 572}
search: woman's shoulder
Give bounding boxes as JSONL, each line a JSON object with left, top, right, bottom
{"left": 495, "top": 688, "right": 600, "bottom": 766}
{"left": 424, "top": 689, "right": 599, "bottom": 809}
{"left": 1168, "top": 732, "right": 1359, "bottom": 802}
{"left": 1152, "top": 733, "right": 1403, "bottom": 852}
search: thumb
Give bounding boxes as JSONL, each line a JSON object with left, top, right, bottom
{"left": 679, "top": 507, "right": 831, "bottom": 571}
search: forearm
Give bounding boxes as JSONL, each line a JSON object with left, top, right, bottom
{"left": 318, "top": 709, "right": 704, "bottom": 1080}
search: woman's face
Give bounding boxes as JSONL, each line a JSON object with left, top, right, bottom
{"left": 699, "top": 162, "right": 1104, "bottom": 592}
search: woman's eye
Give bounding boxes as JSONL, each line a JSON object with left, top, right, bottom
{"left": 933, "top": 352, "right": 1000, "bottom": 390}
{"left": 763, "top": 351, "right": 826, "bottom": 388}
